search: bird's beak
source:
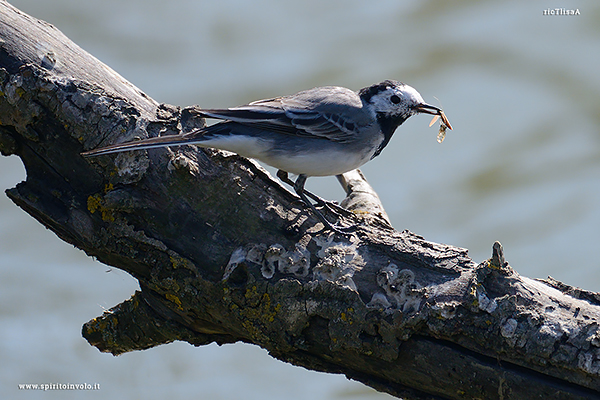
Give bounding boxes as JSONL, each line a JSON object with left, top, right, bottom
{"left": 414, "top": 103, "right": 452, "bottom": 130}
{"left": 414, "top": 103, "right": 441, "bottom": 115}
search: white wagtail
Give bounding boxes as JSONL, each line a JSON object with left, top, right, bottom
{"left": 82, "top": 80, "right": 452, "bottom": 233}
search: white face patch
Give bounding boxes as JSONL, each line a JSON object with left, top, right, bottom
{"left": 398, "top": 84, "right": 426, "bottom": 105}
{"left": 369, "top": 84, "right": 425, "bottom": 117}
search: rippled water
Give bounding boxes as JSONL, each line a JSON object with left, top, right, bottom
{"left": 3, "top": 1, "right": 599, "bottom": 399}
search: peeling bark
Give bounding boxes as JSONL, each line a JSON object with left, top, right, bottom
{"left": 1, "top": 3, "right": 600, "bottom": 399}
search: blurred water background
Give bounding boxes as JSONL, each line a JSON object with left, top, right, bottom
{"left": 2, "top": 1, "right": 599, "bottom": 399}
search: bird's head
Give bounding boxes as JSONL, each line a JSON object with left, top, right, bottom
{"left": 359, "top": 80, "right": 448, "bottom": 125}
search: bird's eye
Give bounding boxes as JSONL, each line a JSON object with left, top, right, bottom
{"left": 390, "top": 95, "right": 401, "bottom": 104}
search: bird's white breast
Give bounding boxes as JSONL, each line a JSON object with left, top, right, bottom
{"left": 260, "top": 149, "right": 373, "bottom": 176}
{"left": 196, "top": 135, "right": 272, "bottom": 160}
{"left": 196, "top": 134, "right": 377, "bottom": 176}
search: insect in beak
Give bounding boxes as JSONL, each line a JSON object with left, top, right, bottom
{"left": 416, "top": 103, "right": 453, "bottom": 143}
{"left": 427, "top": 112, "right": 452, "bottom": 131}
{"left": 416, "top": 103, "right": 452, "bottom": 129}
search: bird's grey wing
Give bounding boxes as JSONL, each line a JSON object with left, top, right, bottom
{"left": 201, "top": 88, "right": 367, "bottom": 142}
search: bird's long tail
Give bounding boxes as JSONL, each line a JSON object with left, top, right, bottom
{"left": 81, "top": 129, "right": 205, "bottom": 157}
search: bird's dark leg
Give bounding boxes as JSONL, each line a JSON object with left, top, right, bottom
{"left": 277, "top": 169, "right": 350, "bottom": 214}
{"left": 277, "top": 170, "right": 348, "bottom": 216}
{"left": 282, "top": 172, "right": 354, "bottom": 234}
{"left": 276, "top": 170, "right": 325, "bottom": 205}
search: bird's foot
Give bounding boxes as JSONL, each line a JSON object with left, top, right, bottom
{"left": 304, "top": 199, "right": 356, "bottom": 236}
{"left": 316, "top": 219, "right": 357, "bottom": 236}
{"left": 278, "top": 170, "right": 355, "bottom": 236}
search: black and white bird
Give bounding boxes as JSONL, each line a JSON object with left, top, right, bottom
{"left": 82, "top": 80, "right": 451, "bottom": 233}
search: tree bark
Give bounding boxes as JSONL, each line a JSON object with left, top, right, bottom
{"left": 1, "top": 2, "right": 600, "bottom": 399}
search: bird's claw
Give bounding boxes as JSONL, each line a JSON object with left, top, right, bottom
{"left": 320, "top": 221, "right": 356, "bottom": 236}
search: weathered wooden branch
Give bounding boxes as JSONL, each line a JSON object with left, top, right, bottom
{"left": 2, "top": 2, "right": 600, "bottom": 399}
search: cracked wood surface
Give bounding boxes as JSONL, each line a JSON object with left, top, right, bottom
{"left": 1, "top": 2, "right": 600, "bottom": 399}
